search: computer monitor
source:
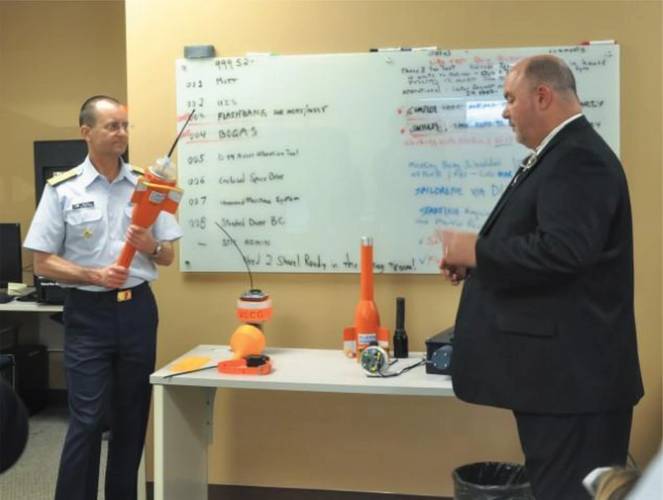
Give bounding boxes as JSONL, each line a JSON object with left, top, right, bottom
{"left": 0, "top": 223, "right": 22, "bottom": 288}
{"left": 34, "top": 140, "right": 88, "bottom": 204}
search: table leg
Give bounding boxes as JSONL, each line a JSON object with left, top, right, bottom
{"left": 153, "top": 385, "right": 216, "bottom": 500}
{"left": 138, "top": 450, "right": 146, "bottom": 500}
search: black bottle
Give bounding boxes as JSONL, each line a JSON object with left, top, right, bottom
{"left": 393, "top": 297, "right": 409, "bottom": 358}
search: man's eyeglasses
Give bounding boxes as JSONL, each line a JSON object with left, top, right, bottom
{"left": 102, "top": 121, "right": 130, "bottom": 133}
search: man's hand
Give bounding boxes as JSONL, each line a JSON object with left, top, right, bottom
{"left": 439, "top": 260, "right": 468, "bottom": 285}
{"left": 125, "top": 225, "right": 157, "bottom": 255}
{"left": 440, "top": 230, "right": 478, "bottom": 267}
{"left": 438, "top": 230, "right": 478, "bottom": 284}
{"left": 33, "top": 251, "right": 130, "bottom": 289}
{"left": 97, "top": 264, "right": 129, "bottom": 289}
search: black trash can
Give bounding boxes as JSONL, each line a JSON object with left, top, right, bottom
{"left": 453, "top": 462, "right": 535, "bottom": 500}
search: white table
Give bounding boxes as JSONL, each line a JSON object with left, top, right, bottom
{"left": 150, "top": 344, "right": 454, "bottom": 500}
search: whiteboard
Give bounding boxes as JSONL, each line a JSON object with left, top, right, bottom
{"left": 175, "top": 44, "right": 619, "bottom": 274}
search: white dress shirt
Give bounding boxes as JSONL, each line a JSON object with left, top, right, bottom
{"left": 24, "top": 156, "right": 182, "bottom": 291}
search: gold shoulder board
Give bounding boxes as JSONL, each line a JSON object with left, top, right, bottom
{"left": 47, "top": 167, "right": 80, "bottom": 186}
{"left": 130, "top": 165, "right": 145, "bottom": 175}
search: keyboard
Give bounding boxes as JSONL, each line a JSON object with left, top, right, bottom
{"left": 0, "top": 292, "right": 14, "bottom": 304}
{"left": 16, "top": 291, "right": 38, "bottom": 302}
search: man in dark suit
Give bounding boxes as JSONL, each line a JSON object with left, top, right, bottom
{"left": 440, "top": 55, "right": 643, "bottom": 500}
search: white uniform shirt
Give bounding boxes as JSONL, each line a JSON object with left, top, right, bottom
{"left": 24, "top": 156, "right": 182, "bottom": 291}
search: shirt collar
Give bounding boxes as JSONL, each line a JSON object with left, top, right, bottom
{"left": 117, "top": 160, "right": 139, "bottom": 186}
{"left": 80, "top": 156, "right": 136, "bottom": 187}
{"left": 533, "top": 113, "right": 584, "bottom": 157}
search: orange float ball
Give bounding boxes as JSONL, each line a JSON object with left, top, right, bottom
{"left": 229, "top": 324, "right": 266, "bottom": 359}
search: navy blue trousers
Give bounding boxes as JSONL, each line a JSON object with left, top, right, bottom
{"left": 55, "top": 282, "right": 157, "bottom": 500}
{"left": 514, "top": 409, "right": 633, "bottom": 500}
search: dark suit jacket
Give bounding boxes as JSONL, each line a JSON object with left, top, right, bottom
{"left": 451, "top": 116, "right": 644, "bottom": 414}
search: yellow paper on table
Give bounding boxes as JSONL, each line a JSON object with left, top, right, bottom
{"left": 168, "top": 356, "right": 211, "bottom": 373}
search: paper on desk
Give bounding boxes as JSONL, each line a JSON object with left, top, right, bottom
{"left": 168, "top": 356, "right": 211, "bottom": 372}
{"left": 7, "top": 282, "right": 28, "bottom": 296}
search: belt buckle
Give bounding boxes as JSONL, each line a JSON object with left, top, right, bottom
{"left": 117, "top": 289, "right": 132, "bottom": 302}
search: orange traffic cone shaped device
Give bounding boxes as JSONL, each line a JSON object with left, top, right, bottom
{"left": 343, "top": 237, "right": 389, "bottom": 358}
{"left": 117, "top": 157, "right": 183, "bottom": 268}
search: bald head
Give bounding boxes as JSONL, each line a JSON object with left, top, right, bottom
{"left": 502, "top": 55, "right": 582, "bottom": 149}
{"left": 79, "top": 95, "right": 121, "bottom": 127}
{"left": 515, "top": 55, "right": 579, "bottom": 103}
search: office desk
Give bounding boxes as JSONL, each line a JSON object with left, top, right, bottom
{"left": 0, "top": 298, "right": 63, "bottom": 313}
{"left": 0, "top": 297, "right": 62, "bottom": 353}
{"left": 150, "top": 345, "right": 454, "bottom": 500}
{"left": 0, "top": 298, "right": 62, "bottom": 347}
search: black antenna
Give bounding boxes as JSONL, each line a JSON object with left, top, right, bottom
{"left": 214, "top": 222, "right": 254, "bottom": 290}
{"left": 167, "top": 109, "right": 196, "bottom": 159}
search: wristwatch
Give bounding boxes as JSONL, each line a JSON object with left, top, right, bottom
{"left": 151, "top": 241, "right": 163, "bottom": 258}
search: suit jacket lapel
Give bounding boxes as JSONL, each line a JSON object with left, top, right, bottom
{"left": 478, "top": 164, "right": 526, "bottom": 235}
{"left": 478, "top": 116, "right": 591, "bottom": 236}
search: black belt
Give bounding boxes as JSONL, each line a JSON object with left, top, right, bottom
{"left": 67, "top": 281, "right": 149, "bottom": 303}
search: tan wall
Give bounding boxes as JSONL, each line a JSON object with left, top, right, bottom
{"left": 0, "top": 0, "right": 127, "bottom": 275}
{"left": 125, "top": 1, "right": 663, "bottom": 495}
{"left": 0, "top": 0, "right": 127, "bottom": 389}
{"left": 1, "top": 0, "right": 659, "bottom": 497}
{"left": 126, "top": 1, "right": 662, "bottom": 495}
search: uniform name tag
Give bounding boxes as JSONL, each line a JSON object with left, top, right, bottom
{"left": 72, "top": 201, "right": 95, "bottom": 210}
{"left": 117, "top": 290, "right": 132, "bottom": 302}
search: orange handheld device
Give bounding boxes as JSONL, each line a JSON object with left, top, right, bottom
{"left": 117, "top": 161, "right": 183, "bottom": 267}
{"left": 117, "top": 109, "right": 194, "bottom": 268}
{"left": 343, "top": 237, "right": 389, "bottom": 358}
